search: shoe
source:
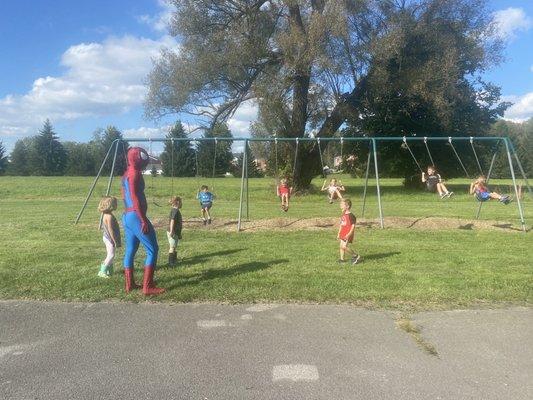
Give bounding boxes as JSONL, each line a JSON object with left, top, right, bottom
{"left": 446, "top": 191, "right": 454, "bottom": 198}
{"left": 142, "top": 267, "right": 165, "bottom": 296}
{"left": 124, "top": 268, "right": 141, "bottom": 293}
{"left": 440, "top": 193, "right": 446, "bottom": 199}
{"left": 98, "top": 263, "right": 109, "bottom": 278}
{"left": 500, "top": 195, "right": 512, "bottom": 205}
{"left": 329, "top": 199, "right": 333, "bottom": 204}
{"left": 351, "top": 255, "right": 361, "bottom": 265}
{"left": 106, "top": 263, "right": 113, "bottom": 276}
{"left": 203, "top": 219, "right": 207, "bottom": 226}
{"left": 208, "top": 218, "right": 212, "bottom": 225}
{"left": 168, "top": 252, "right": 176, "bottom": 267}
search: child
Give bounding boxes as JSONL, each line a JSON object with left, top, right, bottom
{"left": 421, "top": 165, "right": 453, "bottom": 199}
{"left": 337, "top": 198, "right": 361, "bottom": 265}
{"left": 470, "top": 176, "right": 511, "bottom": 204}
{"left": 167, "top": 196, "right": 183, "bottom": 267}
{"left": 276, "top": 178, "right": 293, "bottom": 212}
{"left": 97, "top": 196, "right": 121, "bottom": 278}
{"left": 321, "top": 178, "right": 345, "bottom": 204}
{"left": 197, "top": 185, "right": 215, "bottom": 225}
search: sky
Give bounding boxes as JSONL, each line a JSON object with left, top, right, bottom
{"left": 0, "top": 0, "right": 532, "bottom": 153}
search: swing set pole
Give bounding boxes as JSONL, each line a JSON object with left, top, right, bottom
{"left": 99, "top": 139, "right": 120, "bottom": 229}
{"left": 245, "top": 140, "right": 250, "bottom": 220}
{"left": 237, "top": 142, "right": 247, "bottom": 232}
{"left": 504, "top": 138, "right": 527, "bottom": 232}
{"left": 372, "top": 139, "right": 384, "bottom": 229}
{"left": 508, "top": 140, "right": 532, "bottom": 196}
{"left": 74, "top": 139, "right": 116, "bottom": 224}
{"left": 361, "top": 144, "right": 372, "bottom": 218}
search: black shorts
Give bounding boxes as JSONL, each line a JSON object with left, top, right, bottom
{"left": 426, "top": 183, "right": 437, "bottom": 192}
{"left": 200, "top": 202, "right": 212, "bottom": 210}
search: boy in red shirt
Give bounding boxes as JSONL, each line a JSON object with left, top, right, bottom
{"left": 337, "top": 198, "right": 361, "bottom": 265}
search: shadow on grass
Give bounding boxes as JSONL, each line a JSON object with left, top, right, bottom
{"left": 165, "top": 259, "right": 288, "bottom": 289}
{"left": 458, "top": 223, "right": 474, "bottom": 230}
{"left": 159, "top": 248, "right": 246, "bottom": 270}
{"left": 363, "top": 252, "right": 401, "bottom": 261}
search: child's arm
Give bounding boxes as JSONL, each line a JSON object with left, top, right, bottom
{"left": 289, "top": 186, "right": 293, "bottom": 195}
{"left": 103, "top": 215, "right": 117, "bottom": 247}
{"left": 276, "top": 185, "right": 280, "bottom": 196}
{"left": 337, "top": 226, "right": 342, "bottom": 240}
{"left": 168, "top": 219, "right": 175, "bottom": 235}
{"left": 176, "top": 212, "right": 183, "bottom": 239}
{"left": 469, "top": 182, "right": 475, "bottom": 195}
{"left": 321, "top": 180, "right": 327, "bottom": 191}
{"left": 421, "top": 172, "right": 427, "bottom": 182}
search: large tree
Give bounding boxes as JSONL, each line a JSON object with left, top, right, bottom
{"left": 160, "top": 121, "right": 197, "bottom": 177}
{"left": 8, "top": 139, "right": 31, "bottom": 176}
{"left": 146, "top": 0, "right": 507, "bottom": 188}
{"left": 64, "top": 142, "right": 98, "bottom": 176}
{"left": 27, "top": 119, "right": 67, "bottom": 176}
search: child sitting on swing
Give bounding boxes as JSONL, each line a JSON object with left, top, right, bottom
{"left": 197, "top": 185, "right": 215, "bottom": 225}
{"left": 421, "top": 165, "right": 453, "bottom": 199}
{"left": 277, "top": 178, "right": 293, "bottom": 212}
{"left": 321, "top": 178, "right": 345, "bottom": 204}
{"left": 470, "top": 176, "right": 511, "bottom": 204}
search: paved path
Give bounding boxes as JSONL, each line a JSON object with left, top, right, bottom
{"left": 1, "top": 301, "right": 531, "bottom": 399}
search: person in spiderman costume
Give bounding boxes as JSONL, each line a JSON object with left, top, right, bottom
{"left": 122, "top": 147, "right": 165, "bottom": 295}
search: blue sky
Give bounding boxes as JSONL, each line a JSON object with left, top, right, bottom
{"left": 0, "top": 0, "right": 532, "bottom": 152}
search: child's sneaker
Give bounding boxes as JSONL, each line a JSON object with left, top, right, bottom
{"left": 446, "top": 191, "right": 454, "bottom": 198}
{"left": 500, "top": 195, "right": 512, "bottom": 205}
{"left": 203, "top": 219, "right": 207, "bottom": 226}
{"left": 351, "top": 254, "right": 361, "bottom": 265}
{"left": 329, "top": 199, "right": 333, "bottom": 204}
{"left": 208, "top": 218, "right": 212, "bottom": 225}
{"left": 98, "top": 264, "right": 110, "bottom": 278}
{"left": 440, "top": 193, "right": 446, "bottom": 199}
{"left": 106, "top": 264, "right": 113, "bottom": 276}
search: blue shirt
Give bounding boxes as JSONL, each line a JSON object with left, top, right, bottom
{"left": 198, "top": 191, "right": 214, "bottom": 204}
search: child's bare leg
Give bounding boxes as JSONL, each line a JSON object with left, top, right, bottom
{"left": 436, "top": 183, "right": 445, "bottom": 195}
{"left": 438, "top": 183, "right": 450, "bottom": 193}
{"left": 489, "top": 192, "right": 501, "bottom": 200}
{"left": 339, "top": 243, "right": 346, "bottom": 260}
{"left": 205, "top": 209, "right": 211, "bottom": 220}
{"left": 335, "top": 190, "right": 343, "bottom": 199}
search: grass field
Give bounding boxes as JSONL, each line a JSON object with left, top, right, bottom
{"left": 0, "top": 175, "right": 531, "bottom": 309}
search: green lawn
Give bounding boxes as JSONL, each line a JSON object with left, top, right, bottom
{"left": 0, "top": 175, "right": 531, "bottom": 309}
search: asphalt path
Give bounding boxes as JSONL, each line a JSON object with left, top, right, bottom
{"left": 1, "top": 301, "right": 531, "bottom": 399}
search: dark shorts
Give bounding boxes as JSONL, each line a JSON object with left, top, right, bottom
{"left": 426, "top": 183, "right": 437, "bottom": 192}
{"left": 200, "top": 202, "right": 212, "bottom": 210}
{"left": 476, "top": 191, "right": 490, "bottom": 202}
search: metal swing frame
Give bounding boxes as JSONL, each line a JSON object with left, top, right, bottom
{"left": 75, "top": 136, "right": 530, "bottom": 232}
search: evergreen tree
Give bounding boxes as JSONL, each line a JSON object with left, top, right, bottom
{"left": 8, "top": 139, "right": 31, "bottom": 175}
{"left": 0, "top": 141, "right": 7, "bottom": 175}
{"left": 233, "top": 145, "right": 264, "bottom": 178}
{"left": 196, "top": 123, "right": 233, "bottom": 177}
{"left": 64, "top": 142, "right": 97, "bottom": 176}
{"left": 99, "top": 126, "right": 128, "bottom": 175}
{"left": 160, "top": 121, "right": 196, "bottom": 177}
{"left": 27, "top": 120, "right": 67, "bottom": 175}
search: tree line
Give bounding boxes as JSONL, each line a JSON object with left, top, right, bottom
{"left": 0, "top": 119, "right": 264, "bottom": 178}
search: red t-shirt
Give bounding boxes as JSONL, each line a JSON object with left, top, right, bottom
{"left": 278, "top": 184, "right": 290, "bottom": 195}
{"left": 339, "top": 212, "right": 356, "bottom": 240}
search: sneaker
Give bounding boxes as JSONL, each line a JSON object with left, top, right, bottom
{"left": 440, "top": 193, "right": 446, "bottom": 199}
{"left": 501, "top": 195, "right": 512, "bottom": 205}
{"left": 203, "top": 219, "right": 207, "bottom": 226}
{"left": 106, "top": 264, "right": 113, "bottom": 276}
{"left": 329, "top": 199, "right": 333, "bottom": 204}
{"left": 351, "top": 254, "right": 361, "bottom": 265}
{"left": 97, "top": 270, "right": 110, "bottom": 279}
{"left": 208, "top": 218, "right": 212, "bottom": 225}
{"left": 446, "top": 191, "right": 454, "bottom": 198}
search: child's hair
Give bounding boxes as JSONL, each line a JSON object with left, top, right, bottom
{"left": 477, "top": 175, "right": 486, "bottom": 183}
{"left": 341, "top": 198, "right": 352, "bottom": 209}
{"left": 330, "top": 178, "right": 337, "bottom": 184}
{"left": 280, "top": 178, "right": 287, "bottom": 185}
{"left": 427, "top": 165, "right": 436, "bottom": 171}
{"left": 168, "top": 196, "right": 182, "bottom": 207}
{"left": 201, "top": 185, "right": 209, "bottom": 190}
{"left": 98, "top": 196, "right": 117, "bottom": 213}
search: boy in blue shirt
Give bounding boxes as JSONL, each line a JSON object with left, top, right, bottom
{"left": 197, "top": 185, "right": 215, "bottom": 225}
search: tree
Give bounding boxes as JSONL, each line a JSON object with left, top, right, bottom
{"left": 233, "top": 145, "right": 264, "bottom": 178}
{"left": 99, "top": 126, "right": 128, "bottom": 175}
{"left": 196, "top": 123, "right": 233, "bottom": 177}
{"left": 160, "top": 121, "right": 197, "bottom": 177}
{"left": 7, "top": 139, "right": 31, "bottom": 175}
{"left": 27, "top": 119, "right": 67, "bottom": 176}
{"left": 146, "top": 0, "right": 506, "bottom": 189}
{"left": 0, "top": 141, "right": 7, "bottom": 175}
{"left": 64, "top": 142, "right": 97, "bottom": 176}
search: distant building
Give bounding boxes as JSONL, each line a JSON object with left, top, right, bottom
{"left": 143, "top": 159, "right": 163, "bottom": 175}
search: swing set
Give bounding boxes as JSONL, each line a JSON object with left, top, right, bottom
{"left": 75, "top": 136, "right": 531, "bottom": 232}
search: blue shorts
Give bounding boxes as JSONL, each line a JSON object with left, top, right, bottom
{"left": 200, "top": 202, "right": 212, "bottom": 210}
{"left": 476, "top": 191, "right": 491, "bottom": 202}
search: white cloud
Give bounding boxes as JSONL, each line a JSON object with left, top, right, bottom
{"left": 0, "top": 35, "right": 178, "bottom": 140}
{"left": 227, "top": 100, "right": 258, "bottom": 137}
{"left": 137, "top": 0, "right": 174, "bottom": 32}
{"left": 503, "top": 92, "right": 533, "bottom": 122}
{"left": 493, "top": 7, "right": 532, "bottom": 40}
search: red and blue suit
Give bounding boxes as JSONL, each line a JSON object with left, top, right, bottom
{"left": 121, "top": 147, "right": 164, "bottom": 295}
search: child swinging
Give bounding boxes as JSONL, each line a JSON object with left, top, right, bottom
{"left": 470, "top": 176, "right": 512, "bottom": 204}
{"left": 276, "top": 178, "right": 293, "bottom": 212}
